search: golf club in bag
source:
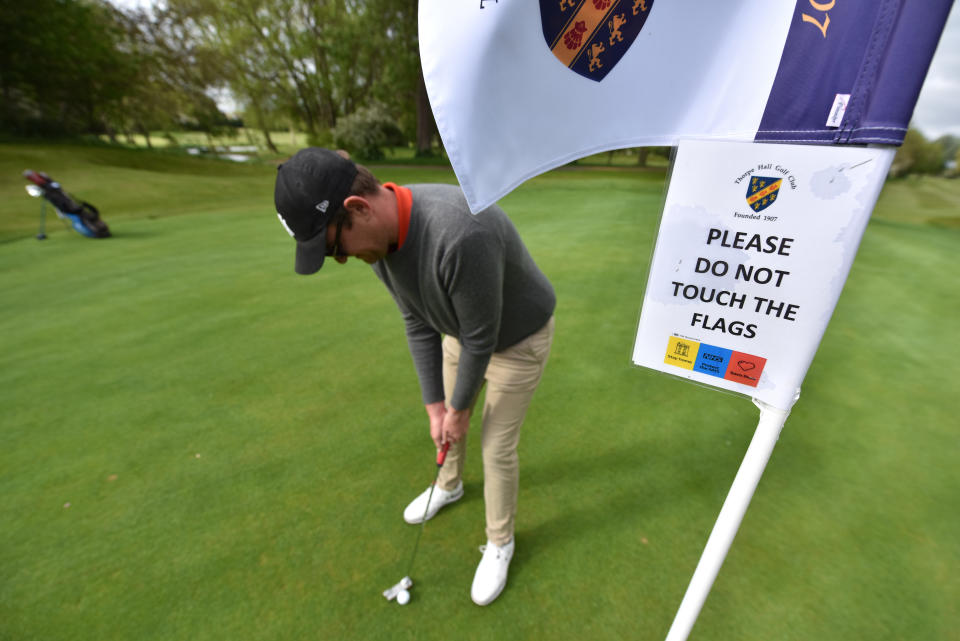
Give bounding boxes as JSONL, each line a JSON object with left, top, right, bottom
{"left": 23, "top": 170, "right": 111, "bottom": 239}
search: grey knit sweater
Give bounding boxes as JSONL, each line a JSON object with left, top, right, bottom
{"left": 372, "top": 184, "right": 555, "bottom": 410}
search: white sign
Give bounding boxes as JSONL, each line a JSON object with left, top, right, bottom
{"left": 632, "top": 140, "right": 894, "bottom": 410}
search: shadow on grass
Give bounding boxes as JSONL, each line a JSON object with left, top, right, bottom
{"left": 513, "top": 444, "right": 653, "bottom": 560}
{"left": 99, "top": 229, "right": 162, "bottom": 240}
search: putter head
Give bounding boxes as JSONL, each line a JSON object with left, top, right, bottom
{"left": 382, "top": 575, "right": 413, "bottom": 601}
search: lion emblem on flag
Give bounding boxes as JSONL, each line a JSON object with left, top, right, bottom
{"left": 746, "top": 176, "right": 783, "bottom": 213}
{"left": 540, "top": 0, "right": 655, "bottom": 81}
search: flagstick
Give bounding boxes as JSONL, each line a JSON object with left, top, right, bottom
{"left": 665, "top": 396, "right": 795, "bottom": 641}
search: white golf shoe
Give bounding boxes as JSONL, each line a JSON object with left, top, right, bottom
{"left": 470, "top": 539, "right": 514, "bottom": 606}
{"left": 402, "top": 481, "right": 463, "bottom": 524}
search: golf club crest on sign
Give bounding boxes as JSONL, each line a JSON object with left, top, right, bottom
{"left": 540, "top": 0, "right": 654, "bottom": 81}
{"left": 746, "top": 176, "right": 782, "bottom": 213}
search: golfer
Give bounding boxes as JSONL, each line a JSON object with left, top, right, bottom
{"left": 274, "top": 148, "right": 555, "bottom": 605}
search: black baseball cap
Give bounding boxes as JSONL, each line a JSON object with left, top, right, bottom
{"left": 274, "top": 147, "right": 358, "bottom": 274}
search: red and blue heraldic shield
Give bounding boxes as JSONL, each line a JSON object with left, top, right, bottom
{"left": 540, "top": 0, "right": 655, "bottom": 82}
{"left": 746, "top": 176, "right": 782, "bottom": 213}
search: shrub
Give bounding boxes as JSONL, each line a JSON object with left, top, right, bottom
{"left": 331, "top": 103, "right": 405, "bottom": 161}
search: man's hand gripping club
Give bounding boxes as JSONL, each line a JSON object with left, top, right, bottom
{"left": 425, "top": 401, "right": 471, "bottom": 449}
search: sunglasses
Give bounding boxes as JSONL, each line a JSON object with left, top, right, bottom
{"left": 326, "top": 217, "right": 346, "bottom": 258}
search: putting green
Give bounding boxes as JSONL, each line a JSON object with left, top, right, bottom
{"left": 1, "top": 143, "right": 956, "bottom": 640}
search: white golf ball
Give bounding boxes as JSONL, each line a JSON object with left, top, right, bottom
{"left": 396, "top": 589, "right": 410, "bottom": 605}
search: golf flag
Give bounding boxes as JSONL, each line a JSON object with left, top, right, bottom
{"left": 418, "top": 0, "right": 952, "bottom": 214}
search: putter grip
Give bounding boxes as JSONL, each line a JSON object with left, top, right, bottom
{"left": 437, "top": 441, "right": 451, "bottom": 467}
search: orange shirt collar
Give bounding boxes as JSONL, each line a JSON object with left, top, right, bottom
{"left": 384, "top": 182, "right": 412, "bottom": 250}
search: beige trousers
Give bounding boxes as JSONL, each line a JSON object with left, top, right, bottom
{"left": 437, "top": 316, "right": 555, "bottom": 546}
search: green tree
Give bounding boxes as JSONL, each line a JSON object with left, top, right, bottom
{"left": 890, "top": 128, "right": 946, "bottom": 177}
{"left": 331, "top": 102, "right": 404, "bottom": 159}
{"left": 358, "top": 0, "right": 437, "bottom": 154}
{"left": 0, "top": 0, "right": 135, "bottom": 135}
{"left": 167, "top": 0, "right": 349, "bottom": 139}
{"left": 935, "top": 134, "right": 959, "bottom": 165}
{"left": 114, "top": 4, "right": 235, "bottom": 147}
{"left": 164, "top": 0, "right": 429, "bottom": 152}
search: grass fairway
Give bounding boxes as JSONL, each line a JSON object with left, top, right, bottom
{"left": 1, "top": 142, "right": 957, "bottom": 641}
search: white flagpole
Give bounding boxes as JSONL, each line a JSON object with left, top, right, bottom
{"left": 665, "top": 395, "right": 796, "bottom": 641}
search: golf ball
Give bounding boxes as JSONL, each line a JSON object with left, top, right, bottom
{"left": 396, "top": 589, "right": 410, "bottom": 605}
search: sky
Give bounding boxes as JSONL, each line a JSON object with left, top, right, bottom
{"left": 109, "top": 0, "right": 959, "bottom": 139}
{"left": 911, "top": 2, "right": 960, "bottom": 139}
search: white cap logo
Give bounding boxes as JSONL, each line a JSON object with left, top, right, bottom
{"left": 276, "top": 212, "right": 295, "bottom": 238}
{"left": 316, "top": 200, "right": 329, "bottom": 213}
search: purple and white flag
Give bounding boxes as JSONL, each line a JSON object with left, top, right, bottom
{"left": 419, "top": 0, "right": 952, "bottom": 213}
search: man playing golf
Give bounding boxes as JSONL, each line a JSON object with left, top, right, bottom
{"left": 274, "top": 147, "right": 555, "bottom": 605}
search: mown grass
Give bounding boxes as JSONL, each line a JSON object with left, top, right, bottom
{"left": 1, "top": 142, "right": 957, "bottom": 641}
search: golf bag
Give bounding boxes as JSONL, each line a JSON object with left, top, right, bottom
{"left": 23, "top": 170, "right": 111, "bottom": 238}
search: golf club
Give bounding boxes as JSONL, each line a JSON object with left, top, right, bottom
{"left": 382, "top": 441, "right": 450, "bottom": 604}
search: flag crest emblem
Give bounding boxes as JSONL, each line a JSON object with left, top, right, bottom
{"left": 540, "top": 0, "right": 654, "bottom": 82}
{"left": 745, "top": 176, "right": 782, "bottom": 213}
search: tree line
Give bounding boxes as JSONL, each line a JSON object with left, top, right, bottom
{"left": 1, "top": 0, "right": 435, "bottom": 156}
{"left": 0, "top": 0, "right": 956, "bottom": 172}
{"left": 890, "top": 130, "right": 959, "bottom": 178}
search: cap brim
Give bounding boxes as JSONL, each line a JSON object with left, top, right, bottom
{"left": 294, "top": 226, "right": 329, "bottom": 275}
